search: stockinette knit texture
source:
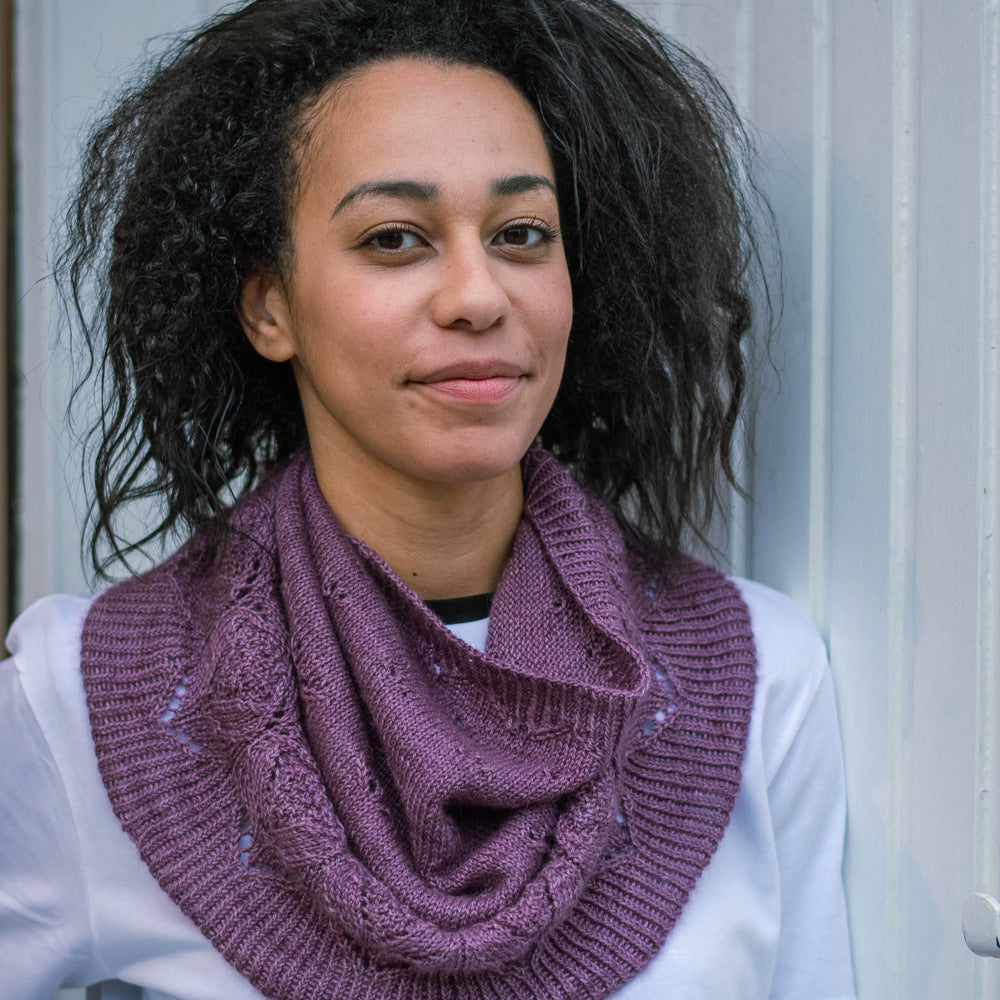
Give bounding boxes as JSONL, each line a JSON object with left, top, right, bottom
{"left": 80, "top": 448, "right": 756, "bottom": 1000}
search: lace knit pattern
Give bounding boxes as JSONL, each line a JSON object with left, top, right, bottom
{"left": 80, "top": 449, "right": 756, "bottom": 1000}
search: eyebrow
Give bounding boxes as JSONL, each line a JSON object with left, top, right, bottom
{"left": 491, "top": 174, "right": 557, "bottom": 198}
{"left": 330, "top": 174, "right": 557, "bottom": 218}
{"left": 332, "top": 180, "right": 436, "bottom": 218}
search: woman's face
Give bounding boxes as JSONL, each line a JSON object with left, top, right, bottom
{"left": 241, "top": 58, "right": 573, "bottom": 492}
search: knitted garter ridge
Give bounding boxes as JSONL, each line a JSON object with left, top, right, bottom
{"left": 80, "top": 449, "right": 756, "bottom": 1000}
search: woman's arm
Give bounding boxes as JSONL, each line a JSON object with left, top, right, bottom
{"left": 742, "top": 580, "right": 856, "bottom": 1000}
{"left": 1, "top": 610, "right": 105, "bottom": 997}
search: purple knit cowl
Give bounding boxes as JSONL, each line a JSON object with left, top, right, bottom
{"left": 80, "top": 448, "right": 756, "bottom": 1000}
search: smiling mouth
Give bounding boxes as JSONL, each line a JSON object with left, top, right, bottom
{"left": 410, "top": 361, "right": 527, "bottom": 404}
{"left": 412, "top": 374, "right": 523, "bottom": 404}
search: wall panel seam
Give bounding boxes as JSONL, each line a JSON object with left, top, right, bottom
{"left": 887, "top": 0, "right": 919, "bottom": 994}
{"left": 974, "top": 2, "right": 1000, "bottom": 996}
{"left": 808, "top": 0, "right": 833, "bottom": 639}
{"left": 14, "top": 0, "right": 57, "bottom": 614}
{"left": 728, "top": 0, "right": 756, "bottom": 578}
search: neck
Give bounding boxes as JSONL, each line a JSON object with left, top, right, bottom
{"left": 310, "top": 450, "right": 524, "bottom": 601}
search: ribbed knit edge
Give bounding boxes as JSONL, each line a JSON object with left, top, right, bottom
{"left": 80, "top": 449, "right": 756, "bottom": 1000}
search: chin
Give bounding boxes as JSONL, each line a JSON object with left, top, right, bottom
{"left": 406, "top": 438, "right": 533, "bottom": 485}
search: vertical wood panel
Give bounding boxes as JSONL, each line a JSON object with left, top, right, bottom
{"left": 975, "top": 0, "right": 1000, "bottom": 995}
{"left": 14, "top": 0, "right": 58, "bottom": 612}
{"left": 908, "top": 0, "right": 981, "bottom": 992}
{"left": 740, "top": 0, "right": 814, "bottom": 610}
{"left": 827, "top": 0, "right": 895, "bottom": 993}
{"left": 668, "top": 0, "right": 741, "bottom": 97}
{"left": 654, "top": 1, "right": 678, "bottom": 35}
{"left": 887, "top": 0, "right": 919, "bottom": 994}
{"left": 0, "top": 0, "right": 10, "bottom": 634}
{"left": 727, "top": 0, "right": 755, "bottom": 579}
{"left": 732, "top": 0, "right": 754, "bottom": 114}
{"left": 809, "top": 0, "right": 833, "bottom": 637}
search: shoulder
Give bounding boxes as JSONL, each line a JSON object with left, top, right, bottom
{"left": 5, "top": 593, "right": 95, "bottom": 673}
{"left": 732, "top": 578, "right": 827, "bottom": 674}
{"left": 731, "top": 578, "right": 828, "bottom": 699}
{"left": 4, "top": 593, "right": 97, "bottom": 753}
{"left": 730, "top": 578, "right": 835, "bottom": 781}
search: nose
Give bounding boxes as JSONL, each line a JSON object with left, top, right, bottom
{"left": 431, "top": 239, "right": 510, "bottom": 332}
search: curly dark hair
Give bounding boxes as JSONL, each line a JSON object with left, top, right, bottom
{"left": 57, "top": 0, "right": 769, "bottom": 577}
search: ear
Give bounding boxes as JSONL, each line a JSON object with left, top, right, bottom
{"left": 238, "top": 271, "right": 297, "bottom": 363}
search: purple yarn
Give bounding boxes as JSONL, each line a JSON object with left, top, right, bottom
{"left": 81, "top": 448, "right": 756, "bottom": 999}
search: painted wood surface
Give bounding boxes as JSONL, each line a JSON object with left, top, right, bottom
{"left": 11, "top": 1, "right": 1000, "bottom": 997}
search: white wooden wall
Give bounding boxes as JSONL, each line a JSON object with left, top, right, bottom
{"left": 13, "top": 1, "right": 1000, "bottom": 998}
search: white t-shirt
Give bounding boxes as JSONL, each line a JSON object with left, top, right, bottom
{"left": 0, "top": 579, "right": 856, "bottom": 1000}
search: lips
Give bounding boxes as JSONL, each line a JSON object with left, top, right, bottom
{"left": 410, "top": 360, "right": 526, "bottom": 404}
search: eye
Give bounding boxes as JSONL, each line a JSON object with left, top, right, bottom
{"left": 361, "top": 228, "right": 424, "bottom": 252}
{"left": 493, "top": 222, "right": 558, "bottom": 249}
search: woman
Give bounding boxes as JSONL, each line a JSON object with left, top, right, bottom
{"left": 0, "top": 1, "right": 855, "bottom": 997}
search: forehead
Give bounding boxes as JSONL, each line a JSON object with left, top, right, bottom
{"left": 296, "top": 58, "right": 555, "bottom": 202}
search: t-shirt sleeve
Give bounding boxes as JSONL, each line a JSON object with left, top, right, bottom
{"left": 767, "top": 665, "right": 855, "bottom": 998}
{"left": 737, "top": 580, "right": 856, "bottom": 1000}
{"left": 1, "top": 597, "right": 107, "bottom": 998}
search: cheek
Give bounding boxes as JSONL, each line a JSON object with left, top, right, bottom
{"left": 291, "top": 275, "right": 387, "bottom": 371}
{"left": 536, "top": 270, "right": 574, "bottom": 357}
